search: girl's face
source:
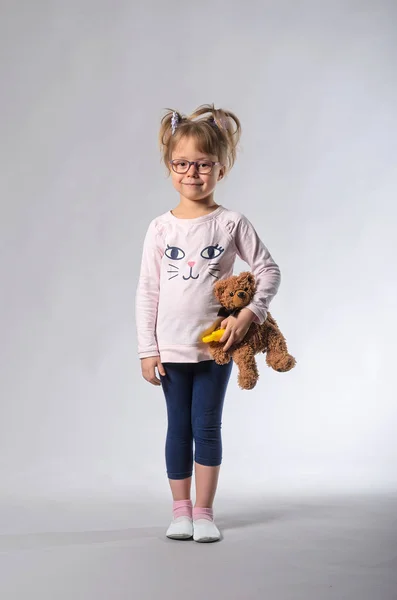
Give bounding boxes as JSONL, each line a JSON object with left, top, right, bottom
{"left": 170, "top": 136, "right": 225, "bottom": 203}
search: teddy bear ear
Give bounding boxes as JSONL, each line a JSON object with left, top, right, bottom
{"left": 246, "top": 272, "right": 255, "bottom": 285}
{"left": 239, "top": 271, "right": 255, "bottom": 285}
{"left": 213, "top": 279, "right": 227, "bottom": 299}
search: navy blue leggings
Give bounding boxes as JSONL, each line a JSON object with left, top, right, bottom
{"left": 160, "top": 360, "right": 233, "bottom": 480}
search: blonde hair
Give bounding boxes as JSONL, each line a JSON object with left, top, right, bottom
{"left": 159, "top": 103, "right": 241, "bottom": 175}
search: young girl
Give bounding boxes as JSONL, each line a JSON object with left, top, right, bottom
{"left": 135, "top": 104, "right": 281, "bottom": 542}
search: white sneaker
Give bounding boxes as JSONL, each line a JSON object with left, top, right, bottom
{"left": 166, "top": 516, "right": 193, "bottom": 539}
{"left": 193, "top": 518, "right": 221, "bottom": 542}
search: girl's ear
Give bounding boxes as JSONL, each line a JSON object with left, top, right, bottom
{"left": 218, "top": 166, "right": 226, "bottom": 181}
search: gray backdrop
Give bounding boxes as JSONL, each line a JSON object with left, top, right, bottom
{"left": 1, "top": 0, "right": 396, "bottom": 506}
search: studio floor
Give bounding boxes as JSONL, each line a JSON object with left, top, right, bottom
{"left": 0, "top": 492, "right": 396, "bottom": 600}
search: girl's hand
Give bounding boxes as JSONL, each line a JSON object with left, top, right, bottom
{"left": 141, "top": 356, "right": 166, "bottom": 386}
{"left": 220, "top": 308, "right": 256, "bottom": 352}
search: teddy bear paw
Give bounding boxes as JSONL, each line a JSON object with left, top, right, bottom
{"left": 267, "top": 353, "right": 296, "bottom": 372}
{"left": 238, "top": 372, "right": 258, "bottom": 390}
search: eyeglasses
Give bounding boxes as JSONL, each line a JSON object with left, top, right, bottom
{"left": 169, "top": 159, "right": 222, "bottom": 174}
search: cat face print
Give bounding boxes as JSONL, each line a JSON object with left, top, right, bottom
{"left": 165, "top": 243, "right": 225, "bottom": 281}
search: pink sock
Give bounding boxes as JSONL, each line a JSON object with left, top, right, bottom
{"left": 193, "top": 507, "right": 214, "bottom": 522}
{"left": 173, "top": 499, "right": 193, "bottom": 519}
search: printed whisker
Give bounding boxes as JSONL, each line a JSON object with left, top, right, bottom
{"left": 209, "top": 268, "right": 220, "bottom": 271}
{"left": 209, "top": 272, "right": 219, "bottom": 279}
{"left": 168, "top": 274, "right": 179, "bottom": 280}
{"left": 168, "top": 264, "right": 179, "bottom": 270}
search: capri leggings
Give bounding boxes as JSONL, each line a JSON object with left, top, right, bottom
{"left": 160, "top": 360, "right": 233, "bottom": 480}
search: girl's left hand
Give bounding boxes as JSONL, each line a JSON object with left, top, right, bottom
{"left": 219, "top": 308, "right": 256, "bottom": 352}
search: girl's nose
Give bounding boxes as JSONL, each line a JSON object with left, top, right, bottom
{"left": 188, "top": 261, "right": 195, "bottom": 267}
{"left": 187, "top": 162, "right": 198, "bottom": 173}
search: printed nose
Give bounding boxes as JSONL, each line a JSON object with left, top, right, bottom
{"left": 237, "top": 291, "right": 246, "bottom": 298}
{"left": 188, "top": 261, "right": 196, "bottom": 267}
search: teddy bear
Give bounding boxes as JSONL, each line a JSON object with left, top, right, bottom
{"left": 203, "top": 271, "right": 296, "bottom": 390}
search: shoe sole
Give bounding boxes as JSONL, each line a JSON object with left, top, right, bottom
{"left": 166, "top": 533, "right": 193, "bottom": 540}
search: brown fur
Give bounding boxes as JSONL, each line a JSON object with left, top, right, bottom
{"left": 207, "top": 272, "right": 296, "bottom": 390}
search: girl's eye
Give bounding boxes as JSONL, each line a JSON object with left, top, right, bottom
{"left": 165, "top": 245, "right": 185, "bottom": 260}
{"left": 200, "top": 244, "right": 224, "bottom": 260}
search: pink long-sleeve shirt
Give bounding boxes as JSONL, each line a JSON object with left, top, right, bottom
{"left": 135, "top": 205, "right": 281, "bottom": 363}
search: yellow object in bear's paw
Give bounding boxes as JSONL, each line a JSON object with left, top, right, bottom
{"left": 202, "top": 329, "right": 226, "bottom": 343}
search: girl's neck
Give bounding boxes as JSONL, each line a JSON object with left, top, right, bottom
{"left": 172, "top": 196, "right": 219, "bottom": 219}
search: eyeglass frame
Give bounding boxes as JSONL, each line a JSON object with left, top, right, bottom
{"left": 169, "top": 159, "right": 223, "bottom": 174}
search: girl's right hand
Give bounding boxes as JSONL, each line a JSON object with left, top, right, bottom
{"left": 140, "top": 356, "right": 166, "bottom": 386}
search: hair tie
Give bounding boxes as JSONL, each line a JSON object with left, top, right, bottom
{"left": 210, "top": 115, "right": 228, "bottom": 130}
{"left": 171, "top": 111, "right": 179, "bottom": 135}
